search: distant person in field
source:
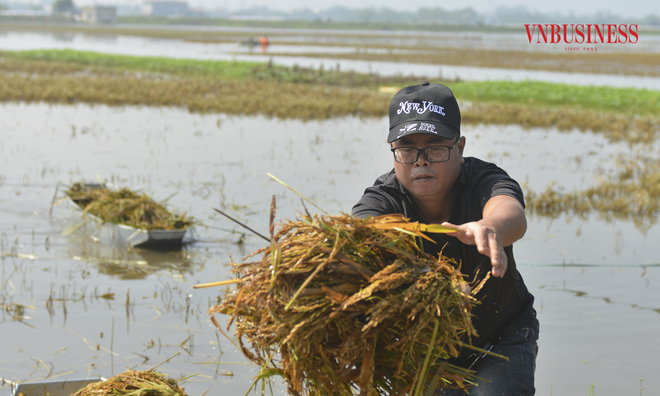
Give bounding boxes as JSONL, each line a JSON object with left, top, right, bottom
{"left": 260, "top": 36, "right": 269, "bottom": 53}
{"left": 353, "top": 82, "right": 539, "bottom": 395}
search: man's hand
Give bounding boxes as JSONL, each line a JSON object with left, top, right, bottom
{"left": 441, "top": 221, "right": 508, "bottom": 277}
{"left": 442, "top": 195, "right": 527, "bottom": 278}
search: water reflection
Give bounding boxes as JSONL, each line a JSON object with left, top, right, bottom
{"left": 67, "top": 241, "right": 196, "bottom": 280}
{"left": 52, "top": 32, "right": 75, "bottom": 42}
{"left": 80, "top": 33, "right": 119, "bottom": 44}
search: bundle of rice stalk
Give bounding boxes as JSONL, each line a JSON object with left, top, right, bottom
{"left": 70, "top": 369, "right": 188, "bottom": 396}
{"left": 66, "top": 183, "right": 192, "bottom": 231}
{"left": 206, "top": 211, "right": 492, "bottom": 396}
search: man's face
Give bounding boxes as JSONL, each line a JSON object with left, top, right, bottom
{"left": 391, "top": 133, "right": 465, "bottom": 202}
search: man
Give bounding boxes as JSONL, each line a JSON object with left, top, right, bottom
{"left": 352, "top": 82, "right": 539, "bottom": 395}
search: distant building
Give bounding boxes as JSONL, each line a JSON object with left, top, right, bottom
{"left": 142, "top": 1, "right": 188, "bottom": 17}
{"left": 80, "top": 5, "right": 118, "bottom": 23}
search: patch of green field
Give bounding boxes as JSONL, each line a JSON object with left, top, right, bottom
{"left": 452, "top": 80, "right": 660, "bottom": 117}
{"left": 1, "top": 49, "right": 658, "bottom": 141}
{"left": 5, "top": 49, "right": 660, "bottom": 111}
{"left": 9, "top": 48, "right": 657, "bottom": 143}
{"left": 4, "top": 49, "right": 268, "bottom": 79}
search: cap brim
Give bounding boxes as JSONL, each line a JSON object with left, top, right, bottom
{"left": 387, "top": 121, "right": 457, "bottom": 143}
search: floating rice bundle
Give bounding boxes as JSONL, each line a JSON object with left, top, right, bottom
{"left": 65, "top": 183, "right": 192, "bottom": 231}
{"left": 205, "top": 212, "right": 492, "bottom": 396}
{"left": 70, "top": 369, "right": 188, "bottom": 396}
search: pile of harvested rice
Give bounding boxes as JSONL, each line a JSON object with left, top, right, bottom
{"left": 66, "top": 183, "right": 192, "bottom": 230}
{"left": 207, "top": 212, "right": 490, "bottom": 396}
{"left": 70, "top": 369, "right": 188, "bottom": 396}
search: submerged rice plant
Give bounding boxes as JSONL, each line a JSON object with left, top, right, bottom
{"left": 71, "top": 369, "right": 188, "bottom": 396}
{"left": 525, "top": 152, "right": 660, "bottom": 230}
{"left": 65, "top": 183, "right": 192, "bottom": 230}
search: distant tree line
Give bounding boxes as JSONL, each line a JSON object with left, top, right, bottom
{"left": 229, "top": 5, "right": 659, "bottom": 26}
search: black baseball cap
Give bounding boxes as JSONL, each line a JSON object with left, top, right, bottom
{"left": 387, "top": 82, "right": 461, "bottom": 143}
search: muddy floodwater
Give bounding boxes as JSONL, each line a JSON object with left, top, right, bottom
{"left": 1, "top": 102, "right": 659, "bottom": 395}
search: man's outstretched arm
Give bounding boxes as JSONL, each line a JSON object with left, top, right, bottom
{"left": 442, "top": 195, "right": 527, "bottom": 277}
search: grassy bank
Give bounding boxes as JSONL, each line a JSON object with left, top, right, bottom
{"left": 453, "top": 80, "right": 660, "bottom": 116}
{"left": 116, "top": 15, "right": 521, "bottom": 33}
{"left": 268, "top": 49, "right": 660, "bottom": 78}
{"left": 1, "top": 49, "right": 658, "bottom": 142}
{"left": 0, "top": 49, "right": 418, "bottom": 119}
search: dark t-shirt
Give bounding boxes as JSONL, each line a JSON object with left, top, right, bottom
{"left": 352, "top": 157, "right": 536, "bottom": 363}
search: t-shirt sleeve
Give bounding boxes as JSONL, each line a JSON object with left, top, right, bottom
{"left": 475, "top": 169, "right": 526, "bottom": 211}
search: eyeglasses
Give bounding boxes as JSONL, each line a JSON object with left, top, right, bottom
{"left": 391, "top": 139, "right": 460, "bottom": 164}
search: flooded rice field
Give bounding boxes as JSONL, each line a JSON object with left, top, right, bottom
{"left": 1, "top": 102, "right": 659, "bottom": 395}
{"left": 5, "top": 23, "right": 660, "bottom": 53}
{"left": 2, "top": 28, "right": 660, "bottom": 89}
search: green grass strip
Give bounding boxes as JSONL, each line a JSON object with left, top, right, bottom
{"left": 2, "top": 49, "right": 660, "bottom": 119}
{"left": 0, "top": 48, "right": 420, "bottom": 86}
{"left": 2, "top": 48, "right": 268, "bottom": 79}
{"left": 6, "top": 49, "right": 660, "bottom": 114}
{"left": 452, "top": 80, "right": 660, "bottom": 116}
